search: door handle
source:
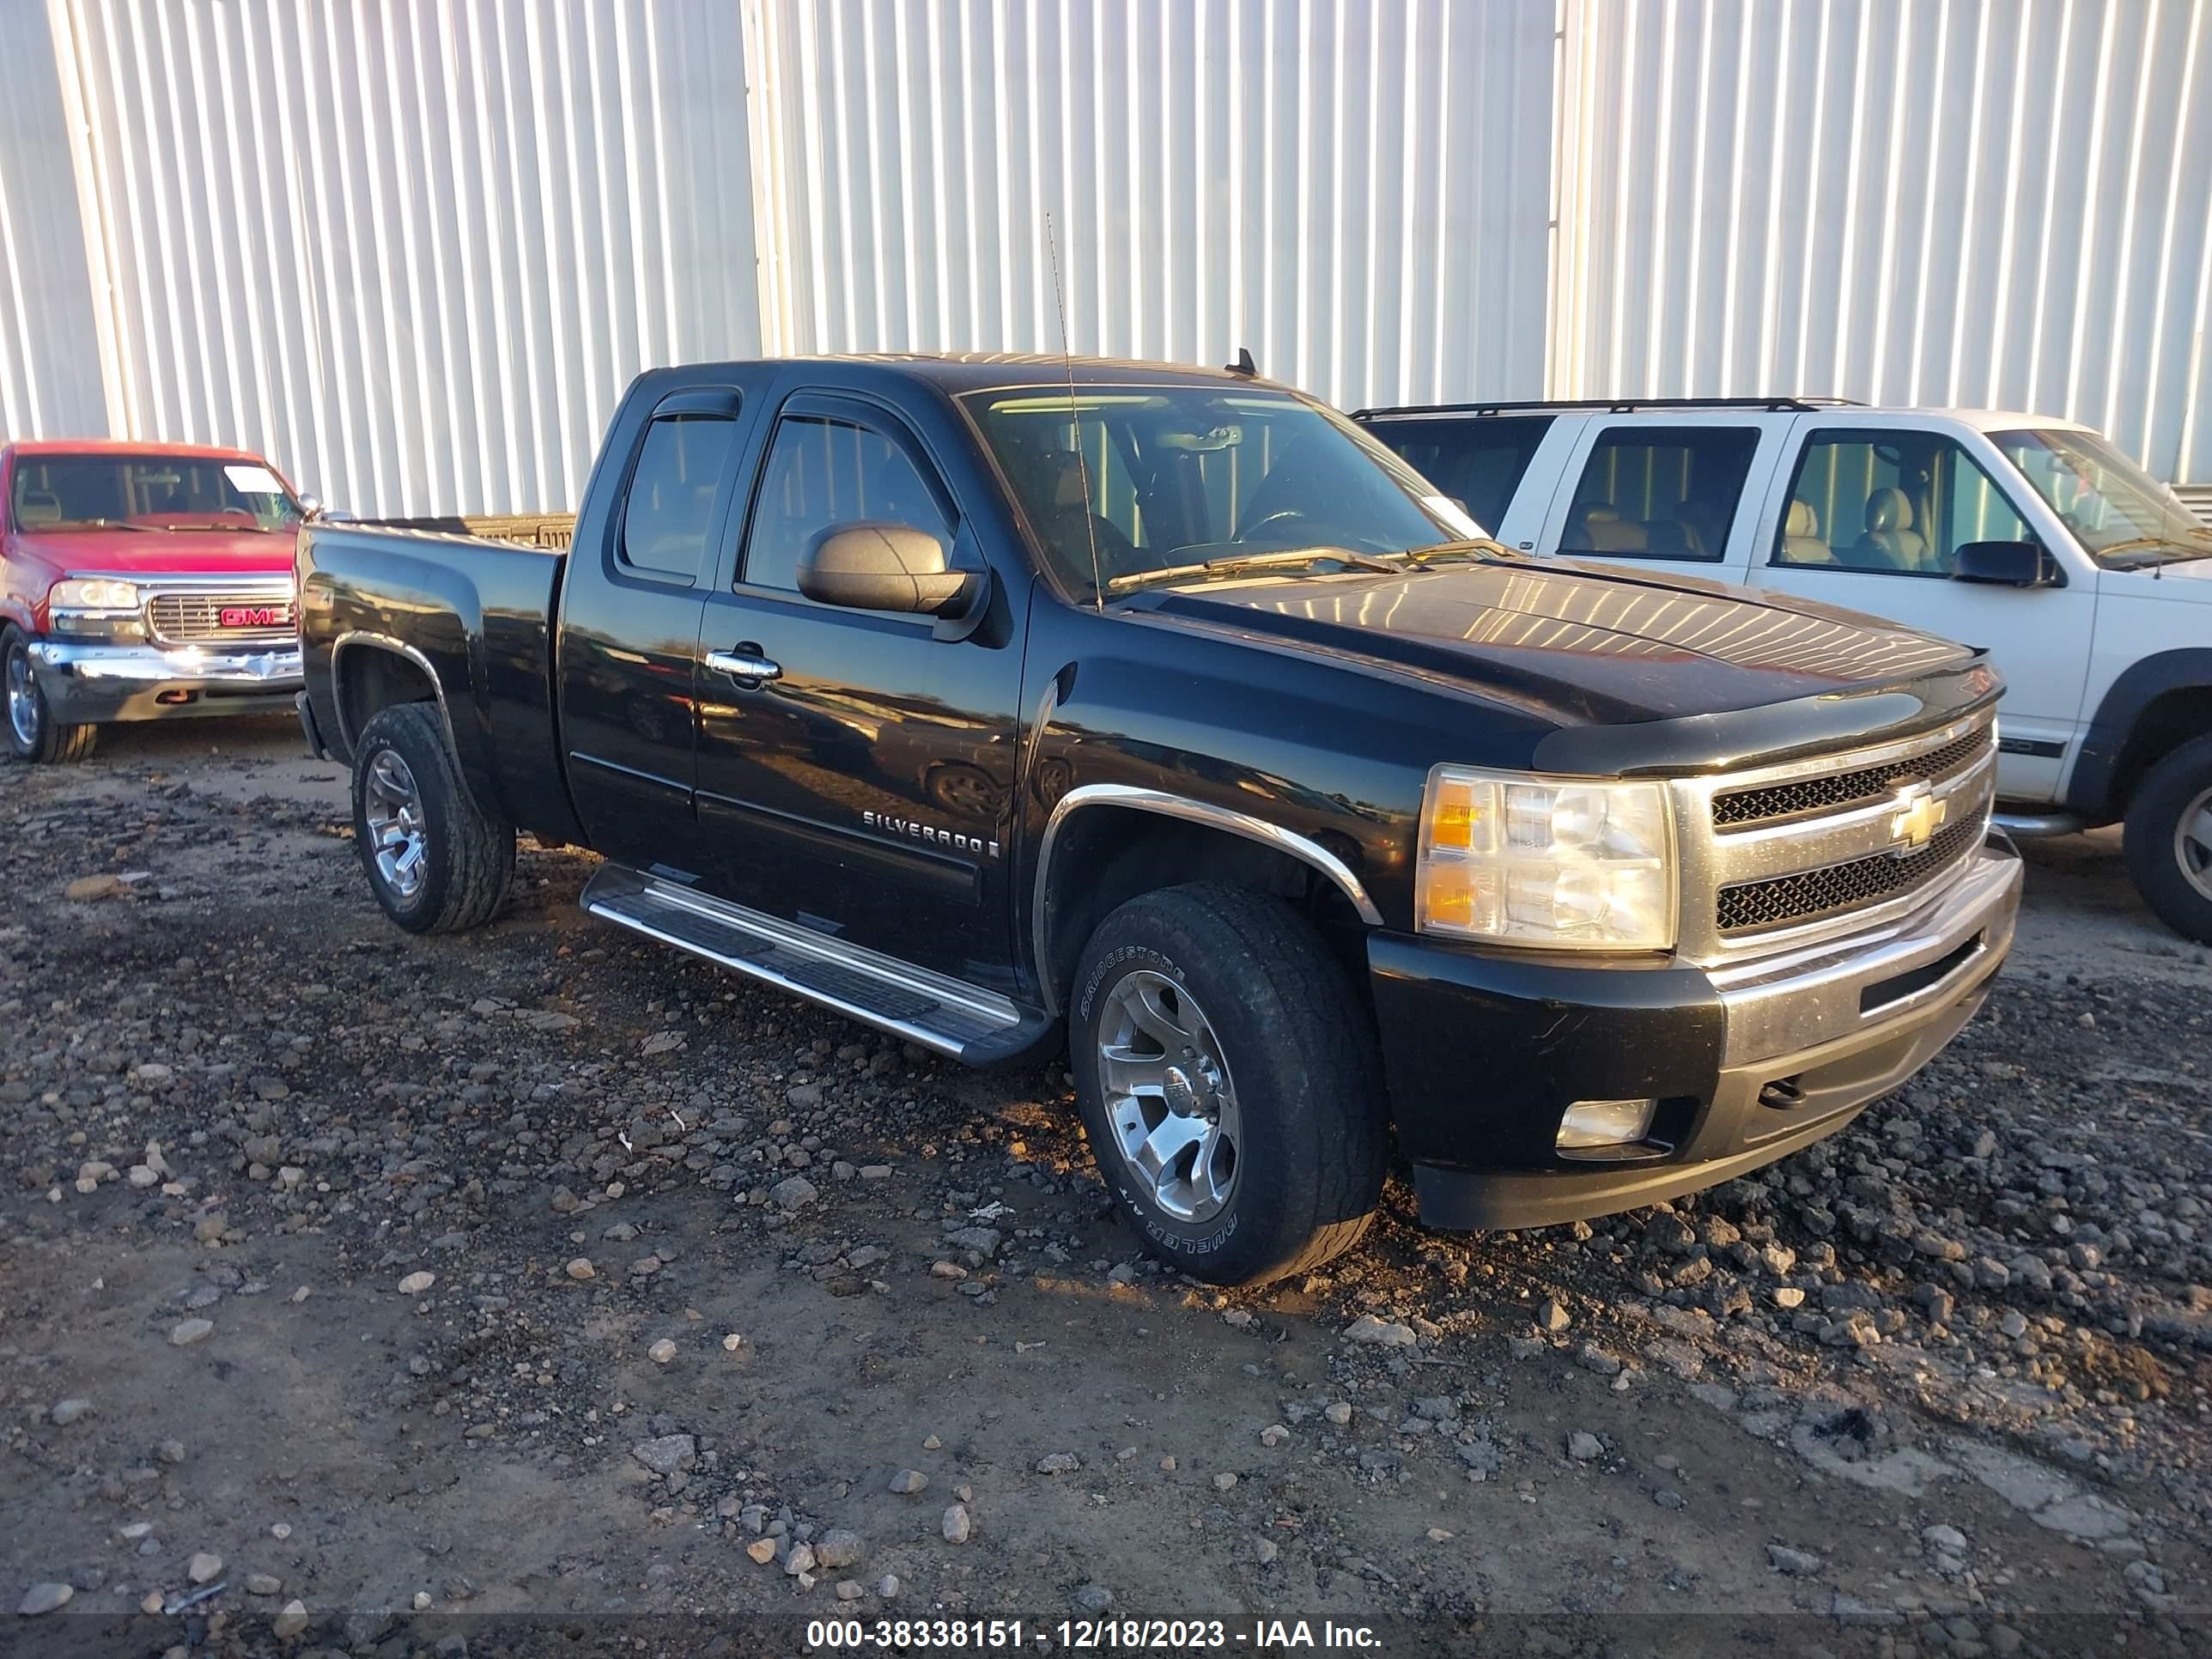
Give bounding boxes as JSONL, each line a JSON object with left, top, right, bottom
{"left": 705, "top": 646, "right": 781, "bottom": 684}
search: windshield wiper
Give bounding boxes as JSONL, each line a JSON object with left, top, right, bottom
{"left": 44, "top": 519, "right": 155, "bottom": 532}
{"left": 1103, "top": 547, "right": 1401, "bottom": 594}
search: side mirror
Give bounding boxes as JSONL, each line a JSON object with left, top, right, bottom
{"left": 798, "top": 521, "right": 982, "bottom": 616}
{"left": 298, "top": 493, "right": 323, "bottom": 520}
{"left": 1953, "top": 539, "right": 2057, "bottom": 587}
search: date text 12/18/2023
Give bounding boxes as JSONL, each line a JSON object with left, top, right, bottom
{"left": 804, "top": 1618, "right": 1384, "bottom": 1650}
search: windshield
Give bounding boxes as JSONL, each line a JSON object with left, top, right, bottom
{"left": 9, "top": 453, "right": 302, "bottom": 533}
{"left": 1990, "top": 428, "right": 2212, "bottom": 568}
{"left": 962, "top": 386, "right": 1475, "bottom": 597}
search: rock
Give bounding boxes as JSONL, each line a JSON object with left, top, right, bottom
{"left": 1766, "top": 1545, "right": 1823, "bottom": 1577}
{"left": 159, "top": 1439, "right": 185, "bottom": 1465}
{"left": 1073, "top": 1584, "right": 1115, "bottom": 1613}
{"left": 1323, "top": 1402, "right": 1354, "bottom": 1426}
{"left": 246, "top": 1573, "right": 282, "bottom": 1596}
{"left": 1774, "top": 1287, "right": 1807, "bottom": 1309}
{"left": 1036, "top": 1452, "right": 1080, "bottom": 1474}
{"left": 1573, "top": 1344, "right": 1622, "bottom": 1376}
{"left": 1922, "top": 1524, "right": 1969, "bottom": 1554}
{"left": 874, "top": 1574, "right": 901, "bottom": 1597}
{"left": 48, "top": 1399, "right": 92, "bottom": 1426}
{"left": 848, "top": 1245, "right": 887, "bottom": 1271}
{"left": 187, "top": 1553, "right": 223, "bottom": 1584}
{"left": 1341, "top": 1314, "right": 1418, "bottom": 1347}
{"left": 836, "top": 1580, "right": 864, "bottom": 1601}
{"left": 860, "top": 1165, "right": 894, "bottom": 1181}
{"left": 398, "top": 1271, "right": 435, "bottom": 1295}
{"left": 1567, "top": 1432, "right": 1603, "bottom": 1462}
{"left": 1536, "top": 1297, "right": 1571, "bottom": 1333}
{"left": 1255, "top": 1537, "right": 1279, "bottom": 1565}
{"left": 65, "top": 874, "right": 127, "bottom": 902}
{"left": 1212, "top": 1472, "right": 1238, "bottom": 1491}
{"left": 1260, "top": 1424, "right": 1290, "bottom": 1447}
{"left": 784, "top": 1544, "right": 816, "bottom": 1577}
{"left": 630, "top": 1434, "right": 697, "bottom": 1476}
{"left": 746, "top": 1539, "right": 778, "bottom": 1565}
{"left": 946, "top": 1226, "right": 1001, "bottom": 1255}
{"left": 772, "top": 1176, "right": 820, "bottom": 1212}
{"left": 941, "top": 1504, "right": 972, "bottom": 1544}
{"left": 273, "top": 1601, "right": 310, "bottom": 1638}
{"left": 169, "top": 1319, "right": 214, "bottom": 1346}
{"left": 18, "top": 1583, "right": 72, "bottom": 1616}
{"left": 815, "top": 1529, "right": 863, "bottom": 1570}
{"left": 890, "top": 1469, "right": 929, "bottom": 1494}
{"left": 648, "top": 1339, "right": 678, "bottom": 1364}
{"left": 565, "top": 1258, "right": 595, "bottom": 1280}
{"left": 1653, "top": 1489, "right": 1686, "bottom": 1510}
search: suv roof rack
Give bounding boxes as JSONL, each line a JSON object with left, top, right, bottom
{"left": 1353, "top": 396, "right": 1865, "bottom": 419}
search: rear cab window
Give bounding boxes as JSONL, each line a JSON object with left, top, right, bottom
{"left": 619, "top": 410, "right": 742, "bottom": 584}
{"left": 1361, "top": 415, "right": 1554, "bottom": 534}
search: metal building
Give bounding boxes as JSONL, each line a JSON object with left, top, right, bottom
{"left": 3, "top": 0, "right": 2208, "bottom": 520}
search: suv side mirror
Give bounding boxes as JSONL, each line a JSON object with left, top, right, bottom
{"left": 798, "top": 521, "right": 983, "bottom": 616}
{"left": 1953, "top": 539, "right": 2058, "bottom": 587}
{"left": 298, "top": 493, "right": 324, "bottom": 520}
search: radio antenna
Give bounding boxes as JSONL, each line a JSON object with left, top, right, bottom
{"left": 1045, "top": 211, "right": 1105, "bottom": 612}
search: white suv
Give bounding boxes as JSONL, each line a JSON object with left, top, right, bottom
{"left": 1357, "top": 398, "right": 2212, "bottom": 942}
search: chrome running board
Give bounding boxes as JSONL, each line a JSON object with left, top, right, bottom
{"left": 581, "top": 865, "right": 1048, "bottom": 1063}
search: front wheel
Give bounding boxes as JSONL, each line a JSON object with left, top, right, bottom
{"left": 1070, "top": 883, "right": 1388, "bottom": 1287}
{"left": 350, "top": 702, "right": 514, "bottom": 933}
{"left": 2124, "top": 734, "right": 2212, "bottom": 945}
{"left": 4, "top": 629, "right": 97, "bottom": 763}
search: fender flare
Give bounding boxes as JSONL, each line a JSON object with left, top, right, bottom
{"left": 2065, "top": 647, "right": 2212, "bottom": 820}
{"left": 1029, "top": 783, "right": 1384, "bottom": 1012}
{"left": 330, "top": 631, "right": 490, "bottom": 815}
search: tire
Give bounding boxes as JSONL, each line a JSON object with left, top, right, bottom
{"left": 350, "top": 702, "right": 514, "bottom": 933}
{"left": 1069, "top": 882, "right": 1388, "bottom": 1287}
{"left": 2122, "top": 733, "right": 2212, "bottom": 945}
{"left": 3, "top": 629, "right": 98, "bottom": 763}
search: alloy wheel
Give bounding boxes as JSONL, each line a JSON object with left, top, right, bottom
{"left": 1093, "top": 969, "right": 1241, "bottom": 1224}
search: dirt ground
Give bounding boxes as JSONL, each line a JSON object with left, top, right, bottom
{"left": 4, "top": 718, "right": 2210, "bottom": 1657}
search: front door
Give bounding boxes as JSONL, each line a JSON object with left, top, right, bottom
{"left": 691, "top": 390, "right": 1024, "bottom": 987}
{"left": 1752, "top": 421, "right": 2098, "bottom": 802}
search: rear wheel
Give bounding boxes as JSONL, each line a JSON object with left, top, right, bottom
{"left": 1070, "top": 883, "right": 1388, "bottom": 1286}
{"left": 3, "top": 629, "right": 97, "bottom": 763}
{"left": 2124, "top": 734, "right": 2212, "bottom": 945}
{"left": 350, "top": 702, "right": 514, "bottom": 933}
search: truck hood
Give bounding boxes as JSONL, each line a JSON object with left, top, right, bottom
{"left": 15, "top": 526, "right": 297, "bottom": 577}
{"left": 1130, "top": 556, "right": 1978, "bottom": 726}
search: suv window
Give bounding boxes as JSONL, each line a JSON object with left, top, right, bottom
{"left": 1774, "top": 430, "right": 2031, "bottom": 576}
{"left": 620, "top": 414, "right": 738, "bottom": 582}
{"left": 1364, "top": 415, "right": 1553, "bottom": 533}
{"left": 1559, "top": 426, "right": 1759, "bottom": 561}
{"left": 741, "top": 416, "right": 952, "bottom": 593}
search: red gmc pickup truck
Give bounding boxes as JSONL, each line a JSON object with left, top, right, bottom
{"left": 1, "top": 440, "right": 308, "bottom": 762}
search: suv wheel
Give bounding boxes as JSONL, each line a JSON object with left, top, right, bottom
{"left": 1070, "top": 883, "right": 1388, "bottom": 1286}
{"left": 3, "top": 629, "right": 97, "bottom": 763}
{"left": 350, "top": 702, "right": 514, "bottom": 933}
{"left": 2124, "top": 734, "right": 2212, "bottom": 945}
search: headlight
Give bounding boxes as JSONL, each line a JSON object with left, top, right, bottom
{"left": 50, "top": 577, "right": 141, "bottom": 611}
{"left": 1415, "top": 765, "right": 1677, "bottom": 950}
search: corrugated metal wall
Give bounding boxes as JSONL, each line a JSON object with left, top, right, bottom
{"left": 0, "top": 11, "right": 109, "bottom": 440}
{"left": 5, "top": 0, "right": 2210, "bottom": 513}
{"left": 37, "top": 0, "right": 762, "bottom": 518}
{"left": 742, "top": 0, "right": 1558, "bottom": 414}
{"left": 1554, "top": 0, "right": 2212, "bottom": 483}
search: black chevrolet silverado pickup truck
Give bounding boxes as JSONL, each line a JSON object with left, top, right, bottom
{"left": 295, "top": 354, "right": 2022, "bottom": 1285}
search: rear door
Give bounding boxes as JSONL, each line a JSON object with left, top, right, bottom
{"left": 690, "top": 385, "right": 1024, "bottom": 985}
{"left": 1530, "top": 413, "right": 1786, "bottom": 583}
{"left": 556, "top": 387, "right": 752, "bottom": 872}
{"left": 1751, "top": 416, "right": 2098, "bottom": 801}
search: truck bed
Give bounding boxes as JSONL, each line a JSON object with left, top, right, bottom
{"left": 295, "top": 522, "right": 580, "bottom": 844}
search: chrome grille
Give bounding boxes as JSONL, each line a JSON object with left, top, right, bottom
{"left": 1717, "top": 816, "right": 1983, "bottom": 933}
{"left": 146, "top": 592, "right": 295, "bottom": 644}
{"left": 1671, "top": 712, "right": 1998, "bottom": 963}
{"left": 1712, "top": 728, "right": 1991, "bottom": 829}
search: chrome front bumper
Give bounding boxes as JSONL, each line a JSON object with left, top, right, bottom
{"left": 1711, "top": 837, "right": 2023, "bottom": 1069}
{"left": 27, "top": 638, "right": 304, "bottom": 724}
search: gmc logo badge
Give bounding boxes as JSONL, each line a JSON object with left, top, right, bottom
{"left": 220, "top": 605, "right": 289, "bottom": 629}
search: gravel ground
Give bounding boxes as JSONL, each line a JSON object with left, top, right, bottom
{"left": 3, "top": 719, "right": 2210, "bottom": 1656}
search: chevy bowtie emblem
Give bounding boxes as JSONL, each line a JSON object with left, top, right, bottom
{"left": 1887, "top": 781, "right": 1947, "bottom": 854}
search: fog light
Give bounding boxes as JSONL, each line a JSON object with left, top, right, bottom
{"left": 1556, "top": 1097, "right": 1656, "bottom": 1151}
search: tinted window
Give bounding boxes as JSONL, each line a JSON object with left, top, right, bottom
{"left": 1365, "top": 415, "right": 1553, "bottom": 532}
{"left": 1775, "top": 430, "right": 2030, "bottom": 576}
{"left": 620, "top": 415, "right": 737, "bottom": 581}
{"left": 741, "top": 416, "right": 952, "bottom": 593}
{"left": 1559, "top": 426, "right": 1759, "bottom": 561}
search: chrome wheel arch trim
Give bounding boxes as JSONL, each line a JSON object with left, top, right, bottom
{"left": 1030, "top": 782, "right": 1384, "bottom": 1013}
